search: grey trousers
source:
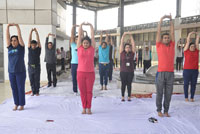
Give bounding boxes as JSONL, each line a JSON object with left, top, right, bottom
{"left": 156, "top": 72, "right": 174, "bottom": 113}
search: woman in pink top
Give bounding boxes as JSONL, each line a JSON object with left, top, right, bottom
{"left": 183, "top": 32, "right": 199, "bottom": 102}
{"left": 77, "top": 22, "right": 96, "bottom": 114}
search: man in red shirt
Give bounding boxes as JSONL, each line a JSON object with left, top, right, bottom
{"left": 156, "top": 14, "right": 175, "bottom": 117}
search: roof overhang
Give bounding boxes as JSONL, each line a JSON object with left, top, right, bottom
{"left": 62, "top": 0, "right": 151, "bottom": 11}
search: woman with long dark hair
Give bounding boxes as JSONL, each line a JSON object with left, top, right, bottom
{"left": 77, "top": 22, "right": 96, "bottom": 114}
{"left": 120, "top": 32, "right": 135, "bottom": 101}
{"left": 6, "top": 24, "right": 26, "bottom": 111}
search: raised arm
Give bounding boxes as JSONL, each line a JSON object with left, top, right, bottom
{"left": 111, "top": 36, "right": 113, "bottom": 45}
{"left": 149, "top": 41, "right": 152, "bottom": 51}
{"left": 156, "top": 16, "right": 164, "bottom": 43}
{"left": 15, "top": 24, "right": 25, "bottom": 47}
{"left": 34, "top": 28, "right": 41, "bottom": 48}
{"left": 100, "top": 31, "right": 103, "bottom": 45}
{"left": 45, "top": 33, "right": 50, "bottom": 49}
{"left": 88, "top": 23, "right": 96, "bottom": 48}
{"left": 156, "top": 15, "right": 173, "bottom": 43}
{"left": 6, "top": 24, "right": 12, "bottom": 47}
{"left": 120, "top": 32, "right": 127, "bottom": 53}
{"left": 129, "top": 34, "right": 135, "bottom": 53}
{"left": 105, "top": 33, "right": 109, "bottom": 45}
{"left": 195, "top": 32, "right": 199, "bottom": 50}
{"left": 169, "top": 14, "right": 175, "bottom": 42}
{"left": 28, "top": 28, "right": 34, "bottom": 48}
{"left": 70, "top": 25, "right": 79, "bottom": 44}
{"left": 52, "top": 34, "right": 56, "bottom": 50}
{"left": 77, "top": 23, "right": 84, "bottom": 49}
{"left": 184, "top": 32, "right": 195, "bottom": 51}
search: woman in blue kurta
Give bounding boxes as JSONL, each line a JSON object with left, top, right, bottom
{"left": 6, "top": 24, "right": 26, "bottom": 111}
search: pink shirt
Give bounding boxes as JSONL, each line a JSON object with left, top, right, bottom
{"left": 77, "top": 45, "right": 95, "bottom": 72}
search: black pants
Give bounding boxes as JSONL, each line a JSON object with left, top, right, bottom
{"left": 71, "top": 64, "right": 78, "bottom": 93}
{"left": 28, "top": 65, "right": 40, "bottom": 94}
{"left": 176, "top": 57, "right": 183, "bottom": 71}
{"left": 133, "top": 60, "right": 137, "bottom": 70}
{"left": 143, "top": 60, "right": 151, "bottom": 74}
{"left": 46, "top": 63, "right": 57, "bottom": 86}
{"left": 61, "top": 58, "right": 65, "bottom": 70}
{"left": 108, "top": 59, "right": 113, "bottom": 81}
{"left": 120, "top": 72, "right": 134, "bottom": 97}
{"left": 138, "top": 57, "right": 142, "bottom": 68}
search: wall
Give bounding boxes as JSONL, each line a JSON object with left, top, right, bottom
{"left": 0, "top": 25, "right": 4, "bottom": 82}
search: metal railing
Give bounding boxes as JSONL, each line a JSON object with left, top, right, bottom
{"left": 181, "top": 15, "right": 200, "bottom": 24}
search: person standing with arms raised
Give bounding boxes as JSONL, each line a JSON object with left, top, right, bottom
{"left": 45, "top": 33, "right": 57, "bottom": 87}
{"left": 155, "top": 14, "right": 175, "bottom": 117}
{"left": 99, "top": 31, "right": 110, "bottom": 90}
{"left": 6, "top": 24, "right": 26, "bottom": 111}
{"left": 77, "top": 22, "right": 96, "bottom": 114}
{"left": 70, "top": 25, "right": 79, "bottom": 95}
{"left": 120, "top": 32, "right": 135, "bottom": 101}
{"left": 183, "top": 32, "right": 199, "bottom": 102}
{"left": 28, "top": 28, "right": 41, "bottom": 96}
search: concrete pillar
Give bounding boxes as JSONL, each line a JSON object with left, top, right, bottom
{"left": 118, "top": 0, "right": 124, "bottom": 38}
{"left": 94, "top": 11, "right": 97, "bottom": 31}
{"left": 174, "top": 18, "right": 182, "bottom": 61}
{"left": 72, "top": 0, "right": 77, "bottom": 34}
{"left": 176, "top": 0, "right": 181, "bottom": 18}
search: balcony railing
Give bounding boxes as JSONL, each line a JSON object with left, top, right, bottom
{"left": 95, "top": 15, "right": 200, "bottom": 35}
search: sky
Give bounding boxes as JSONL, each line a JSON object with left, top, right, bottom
{"left": 66, "top": 0, "right": 200, "bottom": 36}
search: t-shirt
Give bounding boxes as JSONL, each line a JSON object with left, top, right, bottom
{"left": 8, "top": 45, "right": 26, "bottom": 73}
{"left": 184, "top": 49, "right": 199, "bottom": 70}
{"left": 28, "top": 47, "right": 41, "bottom": 66}
{"left": 77, "top": 45, "right": 95, "bottom": 72}
{"left": 98, "top": 45, "right": 110, "bottom": 63}
{"left": 61, "top": 50, "right": 66, "bottom": 59}
{"left": 177, "top": 48, "right": 183, "bottom": 58}
{"left": 71, "top": 42, "right": 78, "bottom": 64}
{"left": 143, "top": 50, "right": 150, "bottom": 60}
{"left": 120, "top": 51, "right": 134, "bottom": 72}
{"left": 156, "top": 41, "right": 175, "bottom": 72}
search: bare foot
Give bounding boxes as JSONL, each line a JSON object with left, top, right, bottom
{"left": 13, "top": 105, "right": 18, "bottom": 111}
{"left": 185, "top": 98, "right": 189, "bottom": 102}
{"left": 158, "top": 112, "right": 163, "bottom": 117}
{"left": 105, "top": 86, "right": 107, "bottom": 90}
{"left": 31, "top": 93, "right": 34, "bottom": 96}
{"left": 190, "top": 99, "right": 194, "bottom": 102}
{"left": 87, "top": 109, "right": 92, "bottom": 115}
{"left": 101, "top": 86, "right": 103, "bottom": 90}
{"left": 164, "top": 112, "right": 170, "bottom": 117}
{"left": 128, "top": 97, "right": 131, "bottom": 101}
{"left": 19, "top": 106, "right": 24, "bottom": 111}
{"left": 121, "top": 97, "right": 125, "bottom": 102}
{"left": 82, "top": 109, "right": 86, "bottom": 114}
{"left": 36, "top": 93, "right": 39, "bottom": 96}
